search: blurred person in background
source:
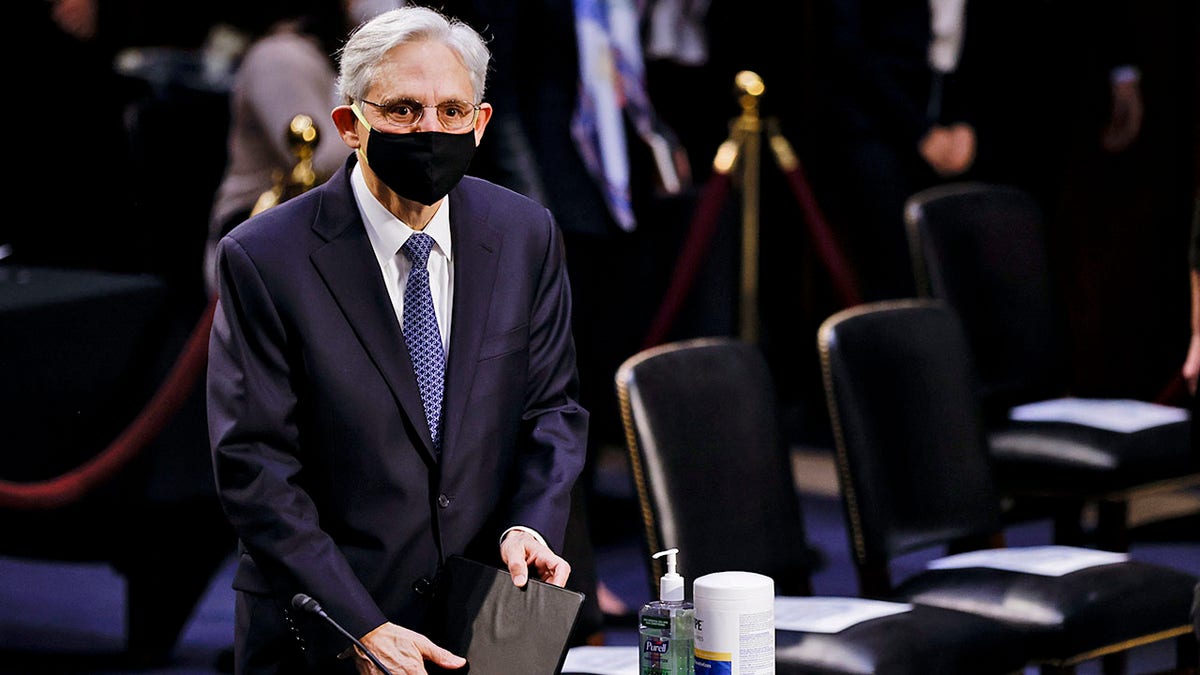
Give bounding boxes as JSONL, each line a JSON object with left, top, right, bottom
{"left": 807, "top": 0, "right": 977, "bottom": 302}
{"left": 204, "top": 0, "right": 406, "bottom": 295}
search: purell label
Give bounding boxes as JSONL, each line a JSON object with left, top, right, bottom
{"left": 644, "top": 637, "right": 670, "bottom": 654}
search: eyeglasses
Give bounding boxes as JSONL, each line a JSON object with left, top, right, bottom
{"left": 360, "top": 98, "right": 480, "bottom": 131}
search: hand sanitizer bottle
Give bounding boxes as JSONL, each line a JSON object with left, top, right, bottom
{"left": 639, "top": 548, "right": 695, "bottom": 675}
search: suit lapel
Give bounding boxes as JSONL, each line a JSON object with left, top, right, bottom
{"left": 309, "top": 163, "right": 439, "bottom": 465}
{"left": 442, "top": 184, "right": 502, "bottom": 457}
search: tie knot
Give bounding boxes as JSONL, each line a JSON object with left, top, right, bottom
{"left": 402, "top": 233, "right": 435, "bottom": 268}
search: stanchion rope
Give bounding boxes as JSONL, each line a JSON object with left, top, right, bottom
{"left": 0, "top": 296, "right": 217, "bottom": 510}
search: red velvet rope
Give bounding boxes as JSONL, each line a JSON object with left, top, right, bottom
{"left": 0, "top": 296, "right": 217, "bottom": 510}
{"left": 778, "top": 160, "right": 862, "bottom": 309}
{"left": 642, "top": 171, "right": 734, "bottom": 349}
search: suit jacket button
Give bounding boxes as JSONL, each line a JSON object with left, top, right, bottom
{"left": 413, "top": 576, "right": 434, "bottom": 595}
{"left": 437, "top": 494, "right": 451, "bottom": 508}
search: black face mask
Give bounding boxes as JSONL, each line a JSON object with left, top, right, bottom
{"left": 360, "top": 126, "right": 477, "bottom": 205}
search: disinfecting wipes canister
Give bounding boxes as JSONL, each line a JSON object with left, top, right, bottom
{"left": 692, "top": 571, "right": 775, "bottom": 675}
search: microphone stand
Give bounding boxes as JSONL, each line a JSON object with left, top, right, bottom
{"left": 292, "top": 593, "right": 395, "bottom": 675}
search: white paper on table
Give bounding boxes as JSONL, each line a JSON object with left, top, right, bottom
{"left": 561, "top": 645, "right": 640, "bottom": 674}
{"left": 1008, "top": 397, "right": 1188, "bottom": 433}
{"left": 773, "top": 596, "right": 913, "bottom": 633}
{"left": 927, "top": 545, "right": 1129, "bottom": 577}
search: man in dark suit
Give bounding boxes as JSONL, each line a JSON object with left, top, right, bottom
{"left": 206, "top": 7, "right": 588, "bottom": 674}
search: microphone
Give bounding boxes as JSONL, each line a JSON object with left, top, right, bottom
{"left": 291, "top": 593, "right": 395, "bottom": 675}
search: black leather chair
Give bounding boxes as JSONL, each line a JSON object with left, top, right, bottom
{"left": 818, "top": 300, "right": 1199, "bottom": 675}
{"left": 615, "top": 336, "right": 1031, "bottom": 675}
{"left": 904, "top": 181, "right": 1200, "bottom": 552}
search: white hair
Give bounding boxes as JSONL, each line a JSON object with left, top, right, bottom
{"left": 336, "top": 5, "right": 490, "bottom": 104}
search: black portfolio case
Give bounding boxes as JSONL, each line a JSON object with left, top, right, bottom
{"left": 429, "top": 555, "right": 586, "bottom": 674}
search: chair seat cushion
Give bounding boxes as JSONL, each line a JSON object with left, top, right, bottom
{"left": 989, "top": 418, "right": 1198, "bottom": 494}
{"left": 893, "top": 559, "right": 1199, "bottom": 661}
{"left": 775, "top": 604, "right": 1028, "bottom": 675}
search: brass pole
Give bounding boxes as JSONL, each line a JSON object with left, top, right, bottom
{"left": 733, "top": 71, "right": 764, "bottom": 343}
{"left": 252, "top": 114, "right": 320, "bottom": 217}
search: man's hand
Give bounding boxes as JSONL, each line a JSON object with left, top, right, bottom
{"left": 1184, "top": 332, "right": 1200, "bottom": 395}
{"left": 352, "top": 622, "right": 465, "bottom": 675}
{"left": 1184, "top": 270, "right": 1200, "bottom": 395}
{"left": 50, "top": 0, "right": 97, "bottom": 41}
{"left": 500, "top": 529, "right": 571, "bottom": 588}
{"left": 919, "top": 123, "right": 976, "bottom": 177}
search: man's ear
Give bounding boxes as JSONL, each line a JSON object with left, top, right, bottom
{"left": 332, "top": 106, "right": 362, "bottom": 149}
{"left": 473, "top": 102, "right": 494, "bottom": 146}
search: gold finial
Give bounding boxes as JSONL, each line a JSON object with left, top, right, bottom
{"left": 734, "top": 70, "right": 765, "bottom": 116}
{"left": 290, "top": 114, "right": 318, "bottom": 146}
{"left": 734, "top": 71, "right": 765, "bottom": 97}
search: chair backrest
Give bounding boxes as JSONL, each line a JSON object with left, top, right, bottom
{"left": 818, "top": 300, "right": 1005, "bottom": 594}
{"left": 905, "top": 182, "right": 1065, "bottom": 416}
{"left": 615, "top": 337, "right": 815, "bottom": 598}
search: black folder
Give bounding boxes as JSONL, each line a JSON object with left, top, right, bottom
{"left": 429, "top": 555, "right": 586, "bottom": 674}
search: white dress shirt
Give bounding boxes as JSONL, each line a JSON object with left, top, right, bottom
{"left": 351, "top": 161, "right": 453, "bottom": 353}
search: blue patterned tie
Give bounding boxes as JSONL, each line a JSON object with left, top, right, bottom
{"left": 401, "top": 233, "right": 444, "bottom": 453}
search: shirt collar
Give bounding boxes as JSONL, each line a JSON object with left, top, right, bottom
{"left": 351, "top": 161, "right": 453, "bottom": 266}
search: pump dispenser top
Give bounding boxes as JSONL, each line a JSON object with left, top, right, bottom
{"left": 652, "top": 548, "right": 684, "bottom": 601}
{"left": 640, "top": 548, "right": 694, "bottom": 674}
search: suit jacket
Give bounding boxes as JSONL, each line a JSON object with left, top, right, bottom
{"left": 207, "top": 154, "right": 588, "bottom": 668}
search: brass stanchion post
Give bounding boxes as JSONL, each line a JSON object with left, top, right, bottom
{"left": 252, "top": 114, "right": 321, "bottom": 216}
{"left": 732, "top": 71, "right": 764, "bottom": 343}
{"left": 643, "top": 71, "right": 860, "bottom": 347}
